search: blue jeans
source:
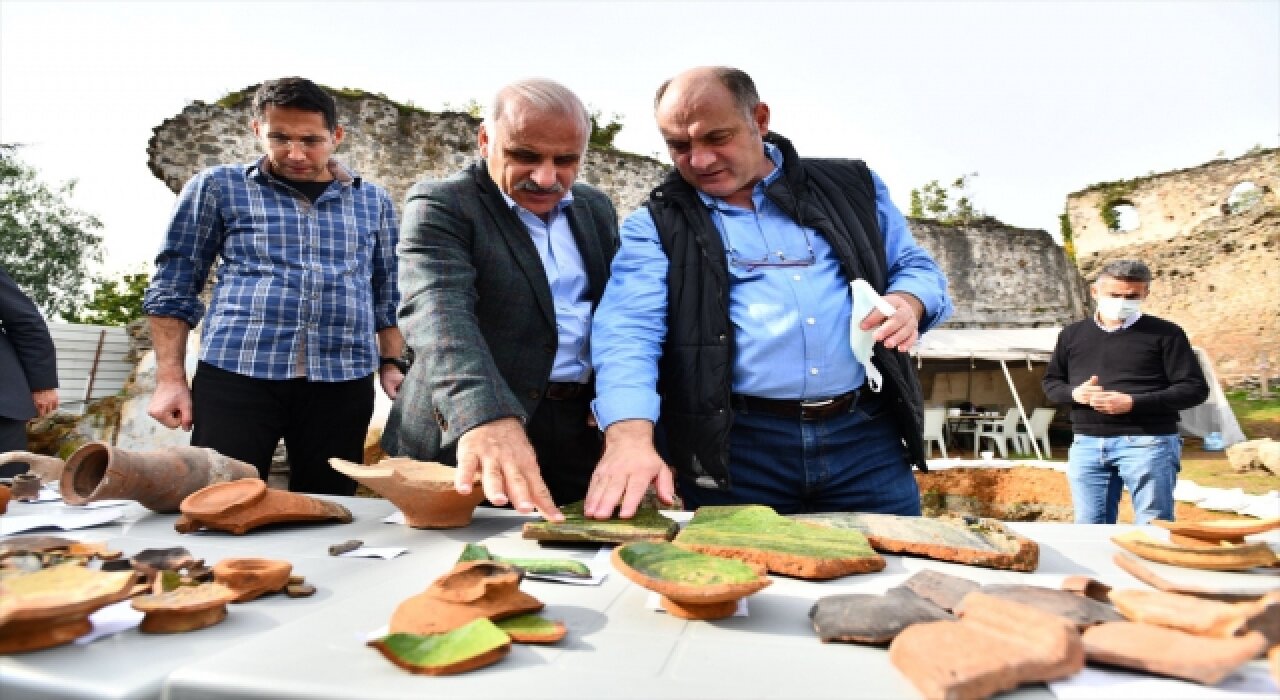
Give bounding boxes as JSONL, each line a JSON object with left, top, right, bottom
{"left": 678, "top": 392, "right": 921, "bottom": 515}
{"left": 1067, "top": 434, "right": 1181, "bottom": 524}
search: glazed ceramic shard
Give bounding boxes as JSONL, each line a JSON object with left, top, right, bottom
{"left": 810, "top": 586, "right": 952, "bottom": 644}
{"left": 211, "top": 558, "right": 293, "bottom": 602}
{"left": 1082, "top": 622, "right": 1268, "bottom": 685}
{"left": 0, "top": 450, "right": 65, "bottom": 482}
{"left": 370, "top": 619, "right": 512, "bottom": 675}
{"left": 612, "top": 541, "right": 771, "bottom": 620}
{"left": 457, "top": 543, "right": 591, "bottom": 578}
{"left": 1113, "top": 552, "right": 1280, "bottom": 602}
{"left": 390, "top": 561, "right": 544, "bottom": 636}
{"left": 175, "top": 478, "right": 352, "bottom": 535}
{"left": 0, "top": 563, "right": 137, "bottom": 653}
{"left": 131, "top": 582, "right": 237, "bottom": 633}
{"left": 522, "top": 500, "right": 678, "bottom": 544}
{"left": 328, "top": 457, "right": 485, "bottom": 528}
{"left": 889, "top": 591, "right": 1084, "bottom": 700}
{"left": 673, "top": 505, "right": 883, "bottom": 580}
{"left": 61, "top": 442, "right": 259, "bottom": 512}
{"left": 494, "top": 613, "right": 567, "bottom": 643}
{"left": 1109, "top": 588, "right": 1280, "bottom": 642}
{"left": 794, "top": 512, "right": 1039, "bottom": 572}
{"left": 965, "top": 584, "right": 1124, "bottom": 630}
{"left": 902, "top": 569, "right": 981, "bottom": 612}
{"left": 1111, "top": 529, "right": 1278, "bottom": 571}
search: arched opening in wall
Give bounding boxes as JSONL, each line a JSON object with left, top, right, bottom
{"left": 1105, "top": 201, "right": 1140, "bottom": 233}
{"left": 1225, "top": 181, "right": 1263, "bottom": 214}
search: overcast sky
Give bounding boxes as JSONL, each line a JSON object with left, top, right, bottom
{"left": 2, "top": 1, "right": 1277, "bottom": 277}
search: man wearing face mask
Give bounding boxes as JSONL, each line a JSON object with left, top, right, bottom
{"left": 1043, "top": 259, "right": 1208, "bottom": 524}
{"left": 382, "top": 78, "right": 618, "bottom": 522}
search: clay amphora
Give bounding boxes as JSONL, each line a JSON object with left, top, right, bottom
{"left": 175, "top": 479, "right": 352, "bottom": 535}
{"left": 0, "top": 450, "right": 66, "bottom": 482}
{"left": 211, "top": 559, "right": 293, "bottom": 602}
{"left": 328, "top": 457, "right": 485, "bottom": 528}
{"left": 61, "top": 442, "right": 258, "bottom": 513}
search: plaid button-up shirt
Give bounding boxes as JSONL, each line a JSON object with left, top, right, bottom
{"left": 144, "top": 157, "right": 400, "bottom": 381}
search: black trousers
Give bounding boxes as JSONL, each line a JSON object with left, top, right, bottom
{"left": 190, "top": 362, "right": 374, "bottom": 496}
{"left": 437, "top": 394, "right": 601, "bottom": 506}
{"left": 0, "top": 416, "right": 29, "bottom": 477}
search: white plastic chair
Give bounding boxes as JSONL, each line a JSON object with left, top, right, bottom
{"left": 1015, "top": 407, "right": 1055, "bottom": 458}
{"left": 975, "top": 408, "right": 1021, "bottom": 458}
{"left": 922, "top": 407, "right": 948, "bottom": 459}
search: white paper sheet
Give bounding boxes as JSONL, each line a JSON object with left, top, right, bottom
{"left": 522, "top": 546, "right": 610, "bottom": 586}
{"left": 1049, "top": 665, "right": 1278, "bottom": 699}
{"left": 0, "top": 507, "right": 124, "bottom": 536}
{"left": 75, "top": 600, "right": 143, "bottom": 645}
{"left": 644, "top": 591, "right": 749, "bottom": 617}
{"left": 338, "top": 547, "right": 407, "bottom": 560}
{"left": 381, "top": 510, "right": 406, "bottom": 525}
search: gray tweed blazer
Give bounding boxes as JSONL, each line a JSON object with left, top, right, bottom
{"left": 381, "top": 160, "right": 618, "bottom": 459}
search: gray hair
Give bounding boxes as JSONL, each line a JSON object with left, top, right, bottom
{"left": 485, "top": 78, "right": 591, "bottom": 151}
{"left": 654, "top": 66, "right": 761, "bottom": 121}
{"left": 1096, "top": 259, "right": 1152, "bottom": 284}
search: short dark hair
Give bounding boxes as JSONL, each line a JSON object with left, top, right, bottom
{"left": 252, "top": 77, "right": 338, "bottom": 132}
{"left": 1097, "top": 259, "right": 1152, "bottom": 284}
{"left": 654, "top": 66, "right": 761, "bottom": 120}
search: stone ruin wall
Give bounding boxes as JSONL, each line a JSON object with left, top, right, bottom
{"left": 1066, "top": 148, "right": 1279, "bottom": 257}
{"left": 147, "top": 86, "right": 668, "bottom": 219}
{"left": 1068, "top": 149, "right": 1280, "bottom": 387}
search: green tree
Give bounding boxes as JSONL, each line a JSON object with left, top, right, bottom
{"left": 62, "top": 270, "right": 149, "bottom": 326}
{"left": 908, "top": 173, "right": 982, "bottom": 225}
{"left": 0, "top": 145, "right": 103, "bottom": 319}
{"left": 588, "top": 109, "right": 624, "bottom": 149}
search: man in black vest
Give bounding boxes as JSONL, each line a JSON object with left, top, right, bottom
{"left": 585, "top": 66, "right": 952, "bottom": 518}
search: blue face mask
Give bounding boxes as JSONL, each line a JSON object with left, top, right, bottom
{"left": 1096, "top": 296, "right": 1142, "bottom": 322}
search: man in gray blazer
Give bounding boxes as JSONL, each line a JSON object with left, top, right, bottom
{"left": 0, "top": 265, "right": 59, "bottom": 474}
{"left": 382, "top": 78, "right": 618, "bottom": 521}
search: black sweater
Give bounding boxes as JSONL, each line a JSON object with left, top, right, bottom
{"left": 1042, "top": 315, "right": 1209, "bottom": 436}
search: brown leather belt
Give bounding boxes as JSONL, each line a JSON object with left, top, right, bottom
{"left": 731, "top": 389, "right": 862, "bottom": 421}
{"left": 544, "top": 382, "right": 591, "bottom": 401}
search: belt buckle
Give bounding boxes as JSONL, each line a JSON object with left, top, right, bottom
{"left": 800, "top": 398, "right": 836, "bottom": 409}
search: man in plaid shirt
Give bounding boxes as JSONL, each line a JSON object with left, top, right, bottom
{"left": 143, "top": 77, "right": 403, "bottom": 496}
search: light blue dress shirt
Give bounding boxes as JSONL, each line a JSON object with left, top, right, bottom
{"left": 502, "top": 190, "right": 593, "bottom": 383}
{"left": 591, "top": 143, "right": 952, "bottom": 430}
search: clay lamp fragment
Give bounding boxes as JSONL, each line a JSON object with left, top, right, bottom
{"left": 901, "top": 569, "right": 981, "bottom": 612}
{"left": 370, "top": 618, "right": 512, "bottom": 675}
{"left": 0, "top": 563, "right": 137, "bottom": 653}
{"left": 494, "top": 613, "right": 567, "bottom": 643}
{"left": 674, "top": 505, "right": 884, "bottom": 580}
{"left": 810, "top": 586, "right": 952, "bottom": 644}
{"left": 612, "top": 541, "right": 772, "bottom": 620}
{"left": 1083, "top": 622, "right": 1268, "bottom": 685}
{"left": 390, "top": 561, "right": 544, "bottom": 636}
{"left": 212, "top": 558, "right": 293, "bottom": 602}
{"left": 175, "top": 478, "right": 352, "bottom": 535}
{"left": 1109, "top": 588, "right": 1280, "bottom": 643}
{"left": 889, "top": 591, "right": 1084, "bottom": 700}
{"left": 523, "top": 499, "right": 678, "bottom": 545}
{"left": 794, "top": 512, "right": 1040, "bottom": 572}
{"left": 131, "top": 582, "right": 238, "bottom": 633}
{"left": 1112, "top": 552, "right": 1280, "bottom": 603}
{"left": 0, "top": 450, "right": 66, "bottom": 482}
{"left": 329, "top": 457, "right": 485, "bottom": 528}
{"left": 1152, "top": 517, "right": 1280, "bottom": 548}
{"left": 61, "top": 442, "right": 259, "bottom": 513}
{"left": 10, "top": 473, "right": 41, "bottom": 502}
{"left": 459, "top": 543, "right": 591, "bottom": 579}
{"left": 965, "top": 584, "right": 1124, "bottom": 630}
{"left": 1111, "top": 529, "right": 1278, "bottom": 571}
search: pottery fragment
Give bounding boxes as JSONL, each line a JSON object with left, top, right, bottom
{"left": 0, "top": 563, "right": 137, "bottom": 653}
{"left": 390, "top": 561, "right": 544, "bottom": 636}
{"left": 795, "top": 512, "right": 1039, "bottom": 572}
{"left": 0, "top": 450, "right": 66, "bottom": 482}
{"left": 370, "top": 618, "right": 512, "bottom": 675}
{"left": 965, "top": 584, "right": 1124, "bottom": 630}
{"left": 1111, "top": 530, "right": 1277, "bottom": 571}
{"left": 901, "top": 569, "right": 981, "bottom": 612}
{"left": 458, "top": 543, "right": 591, "bottom": 579}
{"left": 523, "top": 499, "right": 678, "bottom": 544}
{"left": 328, "top": 457, "right": 485, "bottom": 528}
{"left": 494, "top": 613, "right": 567, "bottom": 643}
{"left": 612, "top": 541, "right": 771, "bottom": 620}
{"left": 1082, "top": 622, "right": 1267, "bottom": 685}
{"left": 211, "top": 558, "right": 293, "bottom": 602}
{"left": 131, "top": 582, "right": 237, "bottom": 633}
{"left": 175, "top": 479, "right": 352, "bottom": 535}
{"left": 810, "top": 586, "right": 952, "bottom": 644}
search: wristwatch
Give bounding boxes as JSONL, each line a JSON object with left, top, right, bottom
{"left": 379, "top": 356, "right": 410, "bottom": 374}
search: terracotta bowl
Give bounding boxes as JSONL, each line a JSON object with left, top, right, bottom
{"left": 132, "top": 582, "right": 238, "bottom": 633}
{"left": 0, "top": 563, "right": 137, "bottom": 653}
{"left": 329, "top": 457, "right": 485, "bottom": 528}
{"left": 212, "top": 558, "right": 293, "bottom": 602}
{"left": 612, "top": 541, "right": 771, "bottom": 620}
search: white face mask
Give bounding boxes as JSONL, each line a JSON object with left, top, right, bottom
{"left": 1096, "top": 296, "right": 1142, "bottom": 322}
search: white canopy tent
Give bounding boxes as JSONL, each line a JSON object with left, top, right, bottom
{"left": 911, "top": 327, "right": 1247, "bottom": 453}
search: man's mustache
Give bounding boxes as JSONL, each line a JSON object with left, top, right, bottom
{"left": 513, "top": 180, "right": 565, "bottom": 195}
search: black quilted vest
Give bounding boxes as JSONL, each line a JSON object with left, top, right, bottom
{"left": 647, "top": 132, "right": 927, "bottom": 490}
